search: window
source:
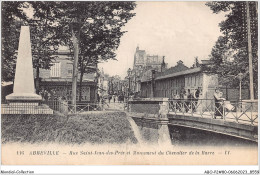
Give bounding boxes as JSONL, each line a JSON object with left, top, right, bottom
{"left": 68, "top": 69, "right": 73, "bottom": 76}
{"left": 50, "top": 62, "right": 61, "bottom": 77}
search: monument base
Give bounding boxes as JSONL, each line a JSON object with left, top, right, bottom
{"left": 1, "top": 103, "right": 53, "bottom": 115}
{"left": 3, "top": 93, "right": 53, "bottom": 114}
{"left": 6, "top": 93, "right": 42, "bottom": 102}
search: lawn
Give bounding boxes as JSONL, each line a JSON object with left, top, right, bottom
{"left": 1, "top": 111, "right": 137, "bottom": 145}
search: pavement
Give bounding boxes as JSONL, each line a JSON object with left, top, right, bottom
{"left": 103, "top": 102, "right": 126, "bottom": 111}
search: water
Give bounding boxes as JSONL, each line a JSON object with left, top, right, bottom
{"left": 127, "top": 116, "right": 144, "bottom": 144}
{"left": 158, "top": 125, "right": 172, "bottom": 146}
{"left": 127, "top": 116, "right": 172, "bottom": 146}
{"left": 169, "top": 125, "right": 257, "bottom": 147}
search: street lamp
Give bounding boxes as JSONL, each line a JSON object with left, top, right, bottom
{"left": 127, "top": 68, "right": 132, "bottom": 94}
{"left": 237, "top": 72, "right": 244, "bottom": 101}
{"left": 151, "top": 69, "right": 155, "bottom": 98}
{"left": 94, "top": 72, "right": 99, "bottom": 103}
{"left": 127, "top": 68, "right": 132, "bottom": 111}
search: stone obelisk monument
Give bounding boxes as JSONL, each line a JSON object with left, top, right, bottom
{"left": 3, "top": 26, "right": 53, "bottom": 114}
{"left": 6, "top": 26, "right": 42, "bottom": 101}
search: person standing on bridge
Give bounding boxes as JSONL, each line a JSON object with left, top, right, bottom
{"left": 214, "top": 88, "right": 225, "bottom": 119}
{"left": 192, "top": 87, "right": 202, "bottom": 112}
{"left": 184, "top": 89, "right": 191, "bottom": 112}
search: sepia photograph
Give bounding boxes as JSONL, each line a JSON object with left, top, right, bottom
{"left": 1, "top": 0, "right": 258, "bottom": 174}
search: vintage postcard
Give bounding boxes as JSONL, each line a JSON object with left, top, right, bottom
{"left": 1, "top": 1, "right": 258, "bottom": 173}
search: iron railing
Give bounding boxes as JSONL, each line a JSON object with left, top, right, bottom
{"left": 67, "top": 103, "right": 103, "bottom": 114}
{"left": 168, "top": 99, "right": 258, "bottom": 125}
{"left": 1, "top": 102, "right": 53, "bottom": 114}
{"left": 43, "top": 100, "right": 104, "bottom": 114}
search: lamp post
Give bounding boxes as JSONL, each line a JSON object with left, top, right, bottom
{"left": 134, "top": 71, "right": 137, "bottom": 94}
{"left": 237, "top": 73, "right": 244, "bottom": 101}
{"left": 94, "top": 72, "right": 98, "bottom": 103}
{"left": 151, "top": 69, "right": 155, "bottom": 98}
{"left": 127, "top": 68, "right": 131, "bottom": 111}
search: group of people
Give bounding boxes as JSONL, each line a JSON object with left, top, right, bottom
{"left": 172, "top": 87, "right": 230, "bottom": 119}
{"left": 107, "top": 95, "right": 125, "bottom": 103}
{"left": 172, "top": 87, "right": 202, "bottom": 113}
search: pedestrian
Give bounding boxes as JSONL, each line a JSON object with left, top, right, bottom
{"left": 192, "top": 87, "right": 202, "bottom": 112}
{"left": 97, "top": 93, "right": 100, "bottom": 103}
{"left": 214, "top": 88, "right": 225, "bottom": 119}
{"left": 108, "top": 95, "right": 111, "bottom": 103}
{"left": 184, "top": 89, "right": 190, "bottom": 113}
{"left": 175, "top": 93, "right": 181, "bottom": 112}
{"left": 113, "top": 95, "right": 116, "bottom": 103}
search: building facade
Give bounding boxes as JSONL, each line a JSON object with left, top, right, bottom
{"left": 36, "top": 51, "right": 97, "bottom": 102}
{"left": 140, "top": 61, "right": 218, "bottom": 100}
{"left": 128, "top": 46, "right": 168, "bottom": 95}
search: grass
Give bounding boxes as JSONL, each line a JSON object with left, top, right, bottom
{"left": 1, "top": 111, "right": 137, "bottom": 145}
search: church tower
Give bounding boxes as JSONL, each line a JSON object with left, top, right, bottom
{"left": 133, "top": 45, "right": 146, "bottom": 69}
{"left": 161, "top": 56, "right": 167, "bottom": 72}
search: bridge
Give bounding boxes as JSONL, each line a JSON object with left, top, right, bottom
{"left": 128, "top": 98, "right": 258, "bottom": 142}
{"left": 4, "top": 98, "right": 256, "bottom": 142}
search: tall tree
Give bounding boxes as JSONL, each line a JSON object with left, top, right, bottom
{"left": 54, "top": 2, "right": 136, "bottom": 106}
{"left": 1, "top": 2, "right": 27, "bottom": 82}
{"left": 206, "top": 2, "right": 258, "bottom": 96}
{"left": 29, "top": 2, "right": 62, "bottom": 93}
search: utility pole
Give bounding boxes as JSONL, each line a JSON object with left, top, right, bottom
{"left": 151, "top": 70, "right": 155, "bottom": 98}
{"left": 246, "top": 1, "right": 254, "bottom": 100}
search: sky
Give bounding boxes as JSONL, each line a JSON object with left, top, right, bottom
{"left": 99, "top": 1, "right": 226, "bottom": 79}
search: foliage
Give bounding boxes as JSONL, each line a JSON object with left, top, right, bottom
{"left": 1, "top": 2, "right": 27, "bottom": 82}
{"left": 29, "top": 2, "right": 61, "bottom": 70}
{"left": 58, "top": 2, "right": 136, "bottom": 101}
{"left": 1, "top": 2, "right": 61, "bottom": 83}
{"left": 206, "top": 2, "right": 258, "bottom": 90}
{"left": 2, "top": 2, "right": 136, "bottom": 90}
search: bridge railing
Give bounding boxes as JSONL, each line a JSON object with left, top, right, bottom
{"left": 168, "top": 99, "right": 258, "bottom": 125}
{"left": 67, "top": 103, "right": 103, "bottom": 114}
{"left": 43, "top": 100, "right": 104, "bottom": 114}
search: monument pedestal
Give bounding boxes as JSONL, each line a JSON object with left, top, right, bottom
{"left": 6, "top": 93, "right": 42, "bottom": 101}
{"left": 2, "top": 103, "right": 53, "bottom": 115}
{"left": 4, "top": 93, "right": 53, "bottom": 115}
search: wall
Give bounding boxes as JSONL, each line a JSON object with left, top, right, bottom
{"left": 152, "top": 72, "right": 205, "bottom": 98}
{"left": 129, "top": 98, "right": 164, "bottom": 115}
{"left": 38, "top": 57, "right": 73, "bottom": 79}
{"left": 220, "top": 87, "right": 250, "bottom": 101}
{"left": 155, "top": 76, "right": 185, "bottom": 98}
{"left": 141, "top": 82, "right": 151, "bottom": 98}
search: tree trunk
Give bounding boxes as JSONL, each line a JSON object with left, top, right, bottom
{"left": 246, "top": 1, "right": 254, "bottom": 100}
{"left": 35, "top": 66, "right": 40, "bottom": 94}
{"left": 79, "top": 68, "right": 84, "bottom": 102}
{"left": 71, "top": 29, "right": 79, "bottom": 111}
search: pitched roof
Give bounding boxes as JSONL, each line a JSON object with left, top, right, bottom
{"left": 155, "top": 67, "right": 201, "bottom": 80}
{"left": 141, "top": 64, "right": 202, "bottom": 82}
{"left": 156, "top": 63, "right": 189, "bottom": 77}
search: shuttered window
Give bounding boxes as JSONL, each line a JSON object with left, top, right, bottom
{"left": 50, "top": 62, "right": 61, "bottom": 77}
